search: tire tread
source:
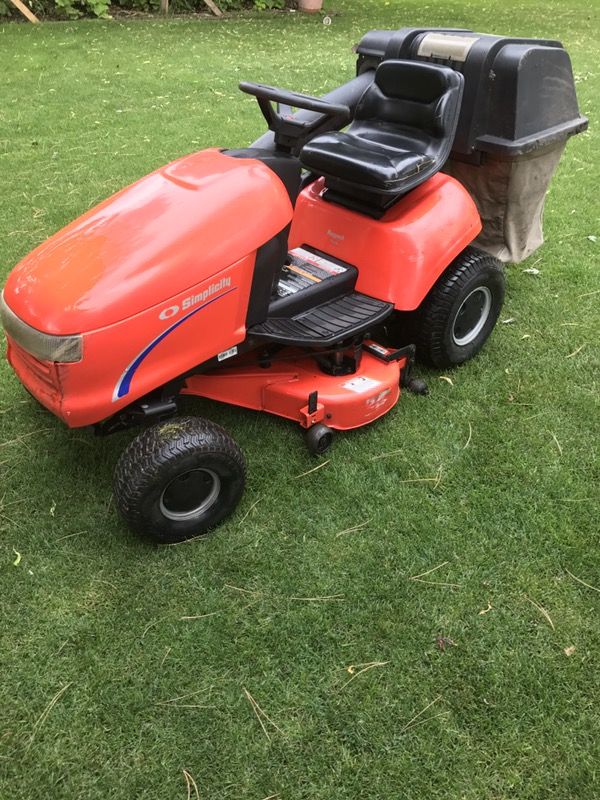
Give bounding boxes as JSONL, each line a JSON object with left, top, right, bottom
{"left": 411, "top": 246, "right": 505, "bottom": 368}
{"left": 113, "top": 417, "right": 246, "bottom": 543}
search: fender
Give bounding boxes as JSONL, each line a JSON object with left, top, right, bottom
{"left": 289, "top": 173, "right": 482, "bottom": 311}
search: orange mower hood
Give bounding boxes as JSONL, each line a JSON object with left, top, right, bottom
{"left": 3, "top": 149, "right": 293, "bottom": 335}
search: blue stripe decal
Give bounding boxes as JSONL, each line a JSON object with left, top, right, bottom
{"left": 113, "top": 287, "right": 237, "bottom": 401}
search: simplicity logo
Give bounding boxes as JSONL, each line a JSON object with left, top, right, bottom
{"left": 159, "top": 277, "right": 232, "bottom": 320}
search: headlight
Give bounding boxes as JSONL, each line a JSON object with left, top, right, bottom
{"left": 0, "top": 291, "right": 83, "bottom": 363}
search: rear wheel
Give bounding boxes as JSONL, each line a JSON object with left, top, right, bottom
{"left": 113, "top": 416, "right": 246, "bottom": 544}
{"left": 393, "top": 247, "right": 505, "bottom": 368}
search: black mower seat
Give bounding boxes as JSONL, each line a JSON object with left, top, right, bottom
{"left": 303, "top": 129, "right": 435, "bottom": 191}
{"left": 300, "top": 60, "right": 464, "bottom": 211}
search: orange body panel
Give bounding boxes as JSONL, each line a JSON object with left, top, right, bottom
{"left": 183, "top": 346, "right": 405, "bottom": 431}
{"left": 4, "top": 149, "right": 292, "bottom": 334}
{"left": 2, "top": 148, "right": 294, "bottom": 427}
{"left": 2, "top": 148, "right": 481, "bottom": 432}
{"left": 289, "top": 173, "right": 481, "bottom": 311}
{"left": 6, "top": 255, "right": 255, "bottom": 427}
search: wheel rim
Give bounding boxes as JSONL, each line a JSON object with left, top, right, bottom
{"left": 317, "top": 433, "right": 332, "bottom": 454}
{"left": 159, "top": 468, "right": 221, "bottom": 521}
{"left": 452, "top": 286, "right": 493, "bottom": 346}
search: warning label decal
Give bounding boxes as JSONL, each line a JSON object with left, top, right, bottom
{"left": 342, "top": 376, "right": 381, "bottom": 394}
{"left": 277, "top": 247, "right": 349, "bottom": 297}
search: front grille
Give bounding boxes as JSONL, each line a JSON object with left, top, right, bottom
{"left": 7, "top": 339, "right": 62, "bottom": 409}
{"left": 13, "top": 343, "right": 56, "bottom": 388}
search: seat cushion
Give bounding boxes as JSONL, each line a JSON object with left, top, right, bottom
{"left": 301, "top": 130, "right": 435, "bottom": 192}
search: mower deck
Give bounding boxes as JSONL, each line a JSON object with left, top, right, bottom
{"left": 182, "top": 343, "right": 406, "bottom": 431}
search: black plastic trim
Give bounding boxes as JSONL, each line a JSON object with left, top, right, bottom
{"left": 354, "top": 28, "right": 588, "bottom": 157}
{"left": 245, "top": 225, "right": 290, "bottom": 328}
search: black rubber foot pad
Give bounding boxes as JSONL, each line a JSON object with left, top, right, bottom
{"left": 249, "top": 292, "right": 393, "bottom": 346}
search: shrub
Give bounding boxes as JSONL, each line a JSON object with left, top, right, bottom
{"left": 0, "top": 0, "right": 290, "bottom": 18}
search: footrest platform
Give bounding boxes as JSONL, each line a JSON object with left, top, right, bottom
{"left": 249, "top": 292, "right": 393, "bottom": 347}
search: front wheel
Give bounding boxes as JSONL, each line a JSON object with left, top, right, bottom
{"left": 395, "top": 247, "right": 505, "bottom": 368}
{"left": 113, "top": 417, "right": 246, "bottom": 544}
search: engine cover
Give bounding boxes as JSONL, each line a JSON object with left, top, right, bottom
{"left": 3, "top": 149, "right": 293, "bottom": 334}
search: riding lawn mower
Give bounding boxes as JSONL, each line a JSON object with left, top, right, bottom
{"left": 0, "top": 27, "right": 587, "bottom": 543}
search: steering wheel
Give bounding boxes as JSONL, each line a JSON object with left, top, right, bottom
{"left": 239, "top": 81, "right": 351, "bottom": 154}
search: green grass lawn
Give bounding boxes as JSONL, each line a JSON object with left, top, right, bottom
{"left": 1, "top": 2, "right": 599, "bottom": 798}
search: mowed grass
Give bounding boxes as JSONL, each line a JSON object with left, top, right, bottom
{"left": 0, "top": 2, "right": 599, "bottom": 798}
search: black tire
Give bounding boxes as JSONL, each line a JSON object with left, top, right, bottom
{"left": 393, "top": 247, "right": 505, "bottom": 368}
{"left": 305, "top": 423, "right": 333, "bottom": 456}
{"left": 406, "top": 377, "right": 429, "bottom": 396}
{"left": 113, "top": 417, "right": 246, "bottom": 544}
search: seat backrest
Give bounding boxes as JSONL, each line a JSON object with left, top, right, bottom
{"left": 355, "top": 59, "right": 464, "bottom": 140}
